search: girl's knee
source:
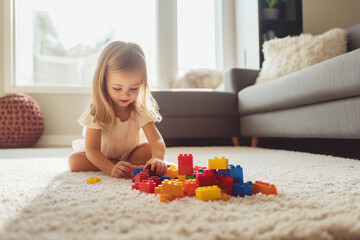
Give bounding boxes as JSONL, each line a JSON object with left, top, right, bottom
{"left": 68, "top": 152, "right": 83, "bottom": 172}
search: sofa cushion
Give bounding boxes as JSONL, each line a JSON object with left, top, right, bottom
{"left": 256, "top": 28, "right": 347, "bottom": 84}
{"left": 238, "top": 48, "right": 360, "bottom": 115}
{"left": 152, "top": 89, "right": 238, "bottom": 117}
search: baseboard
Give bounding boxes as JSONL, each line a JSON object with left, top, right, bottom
{"left": 35, "top": 134, "right": 82, "bottom": 148}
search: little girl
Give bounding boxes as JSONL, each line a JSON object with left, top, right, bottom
{"left": 69, "top": 41, "right": 167, "bottom": 178}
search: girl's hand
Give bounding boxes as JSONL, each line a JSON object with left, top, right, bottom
{"left": 111, "top": 161, "right": 136, "bottom": 179}
{"left": 144, "top": 158, "right": 167, "bottom": 176}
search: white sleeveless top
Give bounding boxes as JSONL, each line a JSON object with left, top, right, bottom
{"left": 72, "top": 107, "right": 157, "bottom": 161}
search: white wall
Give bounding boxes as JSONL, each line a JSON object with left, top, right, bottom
{"left": 1, "top": 0, "right": 360, "bottom": 147}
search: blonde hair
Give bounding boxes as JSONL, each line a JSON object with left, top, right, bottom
{"left": 90, "top": 41, "right": 161, "bottom": 131}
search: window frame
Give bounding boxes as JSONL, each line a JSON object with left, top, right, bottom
{"left": 3, "top": 0, "right": 236, "bottom": 94}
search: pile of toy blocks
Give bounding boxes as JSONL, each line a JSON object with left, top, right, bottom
{"left": 131, "top": 154, "right": 277, "bottom": 202}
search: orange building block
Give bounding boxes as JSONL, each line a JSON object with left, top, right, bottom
{"left": 160, "top": 193, "right": 177, "bottom": 203}
{"left": 220, "top": 193, "right": 231, "bottom": 201}
{"left": 183, "top": 179, "right": 197, "bottom": 196}
{"left": 165, "top": 165, "right": 178, "bottom": 178}
{"left": 252, "top": 181, "right": 277, "bottom": 195}
{"left": 155, "top": 185, "right": 163, "bottom": 195}
{"left": 161, "top": 180, "right": 185, "bottom": 197}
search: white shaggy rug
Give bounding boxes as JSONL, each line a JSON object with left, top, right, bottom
{"left": 0, "top": 147, "right": 360, "bottom": 240}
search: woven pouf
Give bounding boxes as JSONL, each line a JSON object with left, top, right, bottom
{"left": 0, "top": 93, "right": 44, "bottom": 148}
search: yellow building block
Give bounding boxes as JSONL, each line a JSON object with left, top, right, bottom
{"left": 87, "top": 177, "right": 101, "bottom": 184}
{"left": 178, "top": 175, "right": 186, "bottom": 182}
{"left": 166, "top": 165, "right": 178, "bottom": 178}
{"left": 195, "top": 185, "right": 221, "bottom": 201}
{"left": 208, "top": 156, "right": 229, "bottom": 170}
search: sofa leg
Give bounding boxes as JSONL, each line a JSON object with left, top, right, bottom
{"left": 231, "top": 137, "right": 240, "bottom": 146}
{"left": 251, "top": 137, "right": 259, "bottom": 147}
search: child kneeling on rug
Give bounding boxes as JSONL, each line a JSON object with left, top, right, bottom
{"left": 69, "top": 41, "right": 167, "bottom": 178}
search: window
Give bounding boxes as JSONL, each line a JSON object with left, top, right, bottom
{"left": 5, "top": 0, "right": 234, "bottom": 93}
{"left": 14, "top": 0, "right": 156, "bottom": 88}
{"left": 177, "top": 0, "right": 218, "bottom": 76}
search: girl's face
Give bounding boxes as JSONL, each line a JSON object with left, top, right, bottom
{"left": 106, "top": 71, "right": 142, "bottom": 110}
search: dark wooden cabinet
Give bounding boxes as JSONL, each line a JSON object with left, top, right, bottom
{"left": 235, "top": 0, "right": 303, "bottom": 69}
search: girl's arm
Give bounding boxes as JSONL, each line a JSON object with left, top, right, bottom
{"left": 142, "top": 122, "right": 166, "bottom": 160}
{"left": 85, "top": 127, "right": 115, "bottom": 176}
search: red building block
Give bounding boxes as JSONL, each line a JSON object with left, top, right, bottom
{"left": 252, "top": 181, "right": 277, "bottom": 195}
{"left": 131, "top": 182, "right": 140, "bottom": 190}
{"left": 194, "top": 166, "right": 206, "bottom": 173}
{"left": 139, "top": 180, "right": 156, "bottom": 194}
{"left": 203, "top": 169, "right": 216, "bottom": 177}
{"left": 149, "top": 176, "right": 161, "bottom": 186}
{"left": 178, "top": 154, "right": 193, "bottom": 175}
{"left": 183, "top": 179, "right": 198, "bottom": 196}
{"left": 196, "top": 172, "right": 216, "bottom": 187}
{"left": 217, "top": 175, "right": 234, "bottom": 190}
{"left": 134, "top": 173, "right": 149, "bottom": 183}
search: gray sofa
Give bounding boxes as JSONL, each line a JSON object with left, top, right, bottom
{"left": 152, "top": 90, "right": 239, "bottom": 144}
{"left": 225, "top": 23, "right": 360, "bottom": 146}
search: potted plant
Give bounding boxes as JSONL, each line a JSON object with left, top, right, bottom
{"left": 262, "top": 0, "right": 288, "bottom": 20}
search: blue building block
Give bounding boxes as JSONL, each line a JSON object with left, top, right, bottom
{"left": 133, "top": 168, "right": 143, "bottom": 176}
{"left": 217, "top": 169, "right": 230, "bottom": 176}
{"left": 229, "top": 164, "right": 243, "bottom": 179}
{"left": 160, "top": 176, "right": 176, "bottom": 183}
{"left": 234, "top": 177, "right": 244, "bottom": 184}
{"left": 232, "top": 181, "right": 252, "bottom": 197}
{"left": 199, "top": 169, "right": 205, "bottom": 173}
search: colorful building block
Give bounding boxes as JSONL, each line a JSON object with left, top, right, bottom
{"left": 149, "top": 176, "right": 161, "bottom": 186}
{"left": 185, "top": 174, "right": 196, "bottom": 179}
{"left": 165, "top": 165, "right": 178, "bottom": 178}
{"left": 87, "top": 177, "right": 101, "bottom": 184}
{"left": 217, "top": 169, "right": 230, "bottom": 176}
{"left": 133, "top": 168, "right": 143, "bottom": 178}
{"left": 160, "top": 193, "right": 177, "bottom": 203}
{"left": 195, "top": 185, "right": 221, "bottom": 201}
{"left": 131, "top": 182, "right": 140, "bottom": 190}
{"left": 178, "top": 175, "right": 186, "bottom": 182}
{"left": 194, "top": 166, "right": 206, "bottom": 173}
{"left": 229, "top": 164, "right": 243, "bottom": 180}
{"left": 161, "top": 180, "right": 185, "bottom": 197}
{"left": 134, "top": 172, "right": 149, "bottom": 183}
{"left": 252, "top": 181, "right": 277, "bottom": 195}
{"left": 217, "top": 175, "right": 234, "bottom": 189}
{"left": 183, "top": 179, "right": 197, "bottom": 196}
{"left": 139, "top": 180, "right": 157, "bottom": 194}
{"left": 208, "top": 156, "right": 229, "bottom": 170}
{"left": 203, "top": 169, "right": 216, "bottom": 177}
{"left": 232, "top": 181, "right": 252, "bottom": 197}
{"left": 178, "top": 154, "right": 193, "bottom": 175}
{"left": 196, "top": 172, "right": 216, "bottom": 187}
{"left": 154, "top": 185, "right": 162, "bottom": 195}
{"left": 160, "top": 176, "right": 171, "bottom": 183}
{"left": 220, "top": 193, "right": 231, "bottom": 201}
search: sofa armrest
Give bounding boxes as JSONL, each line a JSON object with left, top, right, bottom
{"left": 224, "top": 68, "right": 260, "bottom": 93}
